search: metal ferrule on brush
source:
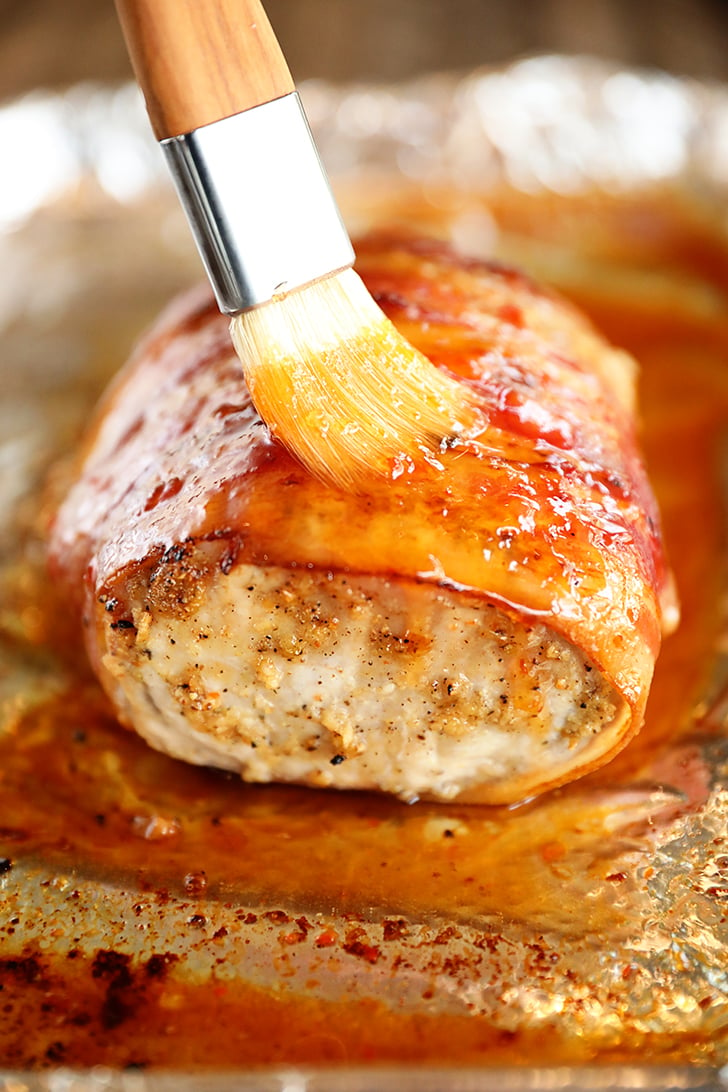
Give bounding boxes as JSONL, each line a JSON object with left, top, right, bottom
{"left": 161, "top": 92, "right": 355, "bottom": 315}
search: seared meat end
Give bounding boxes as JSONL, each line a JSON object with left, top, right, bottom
{"left": 99, "top": 557, "right": 622, "bottom": 804}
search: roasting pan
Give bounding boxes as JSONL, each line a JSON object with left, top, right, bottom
{"left": 4, "top": 56, "right": 728, "bottom": 1089}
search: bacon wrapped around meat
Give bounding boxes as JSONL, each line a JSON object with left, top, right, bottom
{"left": 49, "top": 234, "right": 677, "bottom": 803}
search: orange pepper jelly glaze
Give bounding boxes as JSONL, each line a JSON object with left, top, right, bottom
{"left": 51, "top": 234, "right": 675, "bottom": 754}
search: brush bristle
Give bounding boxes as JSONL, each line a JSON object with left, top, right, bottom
{"left": 229, "top": 268, "right": 479, "bottom": 490}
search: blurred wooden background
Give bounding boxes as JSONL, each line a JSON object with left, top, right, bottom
{"left": 2, "top": 0, "right": 728, "bottom": 101}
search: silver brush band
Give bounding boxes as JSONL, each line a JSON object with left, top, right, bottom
{"left": 161, "top": 92, "right": 355, "bottom": 314}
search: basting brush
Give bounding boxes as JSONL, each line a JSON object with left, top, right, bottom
{"left": 114, "top": 0, "right": 479, "bottom": 490}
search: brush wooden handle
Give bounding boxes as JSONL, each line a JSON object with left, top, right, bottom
{"left": 115, "top": 0, "right": 295, "bottom": 140}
